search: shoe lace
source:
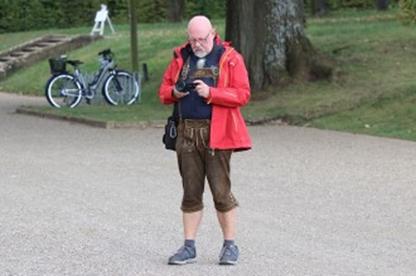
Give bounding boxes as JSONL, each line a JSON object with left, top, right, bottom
{"left": 219, "top": 245, "right": 238, "bottom": 259}
{"left": 175, "top": 245, "right": 193, "bottom": 258}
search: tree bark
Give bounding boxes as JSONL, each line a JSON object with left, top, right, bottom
{"left": 226, "top": 0, "right": 333, "bottom": 91}
{"left": 167, "top": 0, "right": 185, "bottom": 22}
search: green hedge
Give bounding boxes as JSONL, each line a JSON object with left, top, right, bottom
{"left": 0, "top": 0, "right": 104, "bottom": 33}
{"left": 306, "top": 0, "right": 400, "bottom": 10}
{"left": 0, "top": 0, "right": 225, "bottom": 34}
{"left": 330, "top": 0, "right": 374, "bottom": 8}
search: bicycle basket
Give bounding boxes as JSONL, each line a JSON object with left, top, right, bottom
{"left": 48, "top": 58, "right": 66, "bottom": 75}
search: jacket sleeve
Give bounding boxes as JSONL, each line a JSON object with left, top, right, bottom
{"left": 158, "top": 57, "right": 179, "bottom": 105}
{"left": 207, "top": 52, "right": 250, "bottom": 108}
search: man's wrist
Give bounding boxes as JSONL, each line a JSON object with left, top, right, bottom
{"left": 206, "top": 88, "right": 213, "bottom": 103}
{"left": 172, "top": 87, "right": 177, "bottom": 99}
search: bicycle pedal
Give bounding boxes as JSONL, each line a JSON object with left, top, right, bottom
{"left": 86, "top": 99, "right": 91, "bottom": 105}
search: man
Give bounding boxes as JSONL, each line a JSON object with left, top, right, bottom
{"left": 159, "top": 15, "right": 252, "bottom": 265}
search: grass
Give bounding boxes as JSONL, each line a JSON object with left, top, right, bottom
{"left": 244, "top": 8, "right": 416, "bottom": 142}
{"left": 311, "top": 87, "right": 416, "bottom": 140}
{"left": 1, "top": 9, "right": 416, "bottom": 141}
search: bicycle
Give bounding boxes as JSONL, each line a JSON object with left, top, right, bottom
{"left": 45, "top": 49, "right": 140, "bottom": 108}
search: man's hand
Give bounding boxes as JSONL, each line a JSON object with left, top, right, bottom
{"left": 193, "top": 80, "right": 210, "bottom": 98}
{"left": 172, "top": 88, "right": 189, "bottom": 99}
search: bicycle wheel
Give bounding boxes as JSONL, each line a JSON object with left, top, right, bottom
{"left": 103, "top": 70, "right": 139, "bottom": 105}
{"left": 45, "top": 74, "right": 82, "bottom": 108}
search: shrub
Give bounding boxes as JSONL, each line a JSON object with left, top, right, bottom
{"left": 399, "top": 0, "right": 416, "bottom": 23}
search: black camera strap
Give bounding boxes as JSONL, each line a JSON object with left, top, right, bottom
{"left": 174, "top": 56, "right": 192, "bottom": 121}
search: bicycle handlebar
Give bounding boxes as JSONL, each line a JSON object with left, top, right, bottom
{"left": 98, "top": 49, "right": 112, "bottom": 57}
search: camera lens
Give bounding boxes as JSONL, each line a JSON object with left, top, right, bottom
{"left": 175, "top": 80, "right": 186, "bottom": 92}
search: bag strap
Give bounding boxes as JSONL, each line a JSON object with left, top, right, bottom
{"left": 180, "top": 56, "right": 191, "bottom": 81}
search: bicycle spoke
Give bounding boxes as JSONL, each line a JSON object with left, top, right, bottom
{"left": 103, "top": 71, "right": 139, "bottom": 105}
{"left": 46, "top": 74, "right": 82, "bottom": 108}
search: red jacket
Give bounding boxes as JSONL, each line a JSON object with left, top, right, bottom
{"left": 159, "top": 38, "right": 252, "bottom": 151}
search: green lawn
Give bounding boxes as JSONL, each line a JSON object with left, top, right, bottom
{"left": 1, "top": 9, "right": 416, "bottom": 141}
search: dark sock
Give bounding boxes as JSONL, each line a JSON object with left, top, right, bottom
{"left": 184, "top": 239, "right": 195, "bottom": 248}
{"left": 223, "top": 240, "right": 235, "bottom": 247}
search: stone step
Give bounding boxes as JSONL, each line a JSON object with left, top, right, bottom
{"left": 0, "top": 34, "right": 102, "bottom": 81}
{"left": 9, "top": 52, "right": 25, "bottom": 57}
{"left": 20, "top": 48, "right": 37, "bottom": 53}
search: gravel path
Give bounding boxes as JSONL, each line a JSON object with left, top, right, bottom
{"left": 1, "top": 92, "right": 415, "bottom": 275}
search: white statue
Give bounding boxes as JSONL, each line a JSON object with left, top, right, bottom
{"left": 90, "top": 4, "right": 115, "bottom": 36}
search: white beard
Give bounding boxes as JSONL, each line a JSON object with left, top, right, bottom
{"left": 194, "top": 51, "right": 208, "bottom": 58}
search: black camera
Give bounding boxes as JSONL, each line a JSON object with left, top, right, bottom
{"left": 175, "top": 80, "right": 198, "bottom": 92}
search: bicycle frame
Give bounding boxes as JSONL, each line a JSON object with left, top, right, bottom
{"left": 73, "top": 59, "right": 116, "bottom": 99}
{"left": 59, "top": 62, "right": 133, "bottom": 101}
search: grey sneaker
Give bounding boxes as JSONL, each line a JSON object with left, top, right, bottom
{"left": 219, "top": 244, "right": 239, "bottom": 265}
{"left": 168, "top": 245, "right": 196, "bottom": 265}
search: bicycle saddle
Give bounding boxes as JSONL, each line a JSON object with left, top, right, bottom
{"left": 66, "top": 60, "right": 83, "bottom": 66}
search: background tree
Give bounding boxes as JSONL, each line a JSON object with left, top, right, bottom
{"left": 137, "top": 0, "right": 166, "bottom": 23}
{"left": 106, "top": 0, "right": 129, "bottom": 23}
{"left": 56, "top": 0, "right": 93, "bottom": 27}
{"left": 310, "top": 0, "right": 328, "bottom": 16}
{"left": 167, "top": 0, "right": 185, "bottom": 22}
{"left": 226, "top": 0, "right": 333, "bottom": 91}
{"left": 375, "top": 0, "right": 390, "bottom": 10}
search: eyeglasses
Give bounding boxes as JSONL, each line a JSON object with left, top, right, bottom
{"left": 188, "top": 32, "right": 211, "bottom": 45}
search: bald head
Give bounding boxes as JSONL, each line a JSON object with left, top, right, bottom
{"left": 187, "top": 16, "right": 215, "bottom": 58}
{"left": 188, "top": 15, "right": 212, "bottom": 34}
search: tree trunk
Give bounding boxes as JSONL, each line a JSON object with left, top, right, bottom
{"left": 311, "top": 0, "right": 328, "bottom": 16}
{"left": 226, "top": 0, "right": 333, "bottom": 91}
{"left": 167, "top": 0, "right": 185, "bottom": 22}
{"left": 375, "top": 0, "right": 389, "bottom": 10}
